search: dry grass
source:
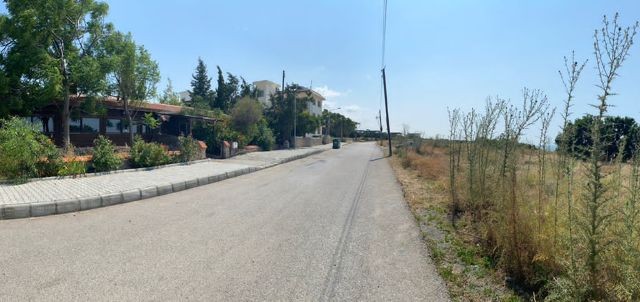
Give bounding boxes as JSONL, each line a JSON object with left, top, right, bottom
{"left": 389, "top": 144, "right": 522, "bottom": 301}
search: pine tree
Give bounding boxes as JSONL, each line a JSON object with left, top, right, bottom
{"left": 189, "top": 58, "right": 213, "bottom": 109}
{"left": 213, "top": 66, "right": 227, "bottom": 111}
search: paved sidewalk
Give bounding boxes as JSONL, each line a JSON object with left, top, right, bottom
{"left": 0, "top": 145, "right": 331, "bottom": 219}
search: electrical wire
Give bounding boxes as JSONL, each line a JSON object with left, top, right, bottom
{"left": 379, "top": 0, "right": 388, "bottom": 130}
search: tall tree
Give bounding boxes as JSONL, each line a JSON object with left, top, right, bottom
{"left": 189, "top": 58, "right": 213, "bottom": 109}
{"left": 2, "top": 0, "right": 110, "bottom": 149}
{"left": 213, "top": 66, "right": 240, "bottom": 113}
{"left": 265, "top": 84, "right": 320, "bottom": 144}
{"left": 159, "top": 78, "right": 181, "bottom": 105}
{"left": 102, "top": 31, "right": 160, "bottom": 145}
{"left": 240, "top": 77, "right": 254, "bottom": 98}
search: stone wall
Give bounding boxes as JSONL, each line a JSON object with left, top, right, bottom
{"left": 294, "top": 136, "right": 323, "bottom": 148}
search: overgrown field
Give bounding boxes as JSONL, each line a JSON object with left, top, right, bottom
{"left": 395, "top": 14, "right": 639, "bottom": 301}
{"left": 389, "top": 142, "right": 522, "bottom": 301}
{"left": 394, "top": 135, "right": 640, "bottom": 300}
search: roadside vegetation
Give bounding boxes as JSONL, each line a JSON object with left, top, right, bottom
{"left": 392, "top": 14, "right": 639, "bottom": 301}
{"left": 0, "top": 118, "right": 205, "bottom": 182}
{"left": 0, "top": 0, "right": 358, "bottom": 184}
{"left": 390, "top": 140, "right": 522, "bottom": 301}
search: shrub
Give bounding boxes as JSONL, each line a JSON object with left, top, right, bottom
{"left": 0, "top": 117, "right": 61, "bottom": 182}
{"left": 92, "top": 135, "right": 122, "bottom": 172}
{"left": 177, "top": 135, "right": 200, "bottom": 162}
{"left": 58, "top": 160, "right": 87, "bottom": 177}
{"left": 35, "top": 135, "right": 63, "bottom": 177}
{"left": 130, "top": 136, "right": 171, "bottom": 168}
{"left": 231, "top": 97, "right": 262, "bottom": 138}
{"left": 254, "top": 119, "right": 275, "bottom": 151}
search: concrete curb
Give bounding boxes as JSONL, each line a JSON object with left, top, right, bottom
{"left": 0, "top": 148, "right": 326, "bottom": 220}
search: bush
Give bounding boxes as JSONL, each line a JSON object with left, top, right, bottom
{"left": 231, "top": 97, "right": 262, "bottom": 138}
{"left": 177, "top": 135, "right": 200, "bottom": 162}
{"left": 130, "top": 136, "right": 171, "bottom": 168}
{"left": 254, "top": 119, "right": 275, "bottom": 151}
{"left": 35, "top": 135, "right": 63, "bottom": 177}
{"left": 58, "top": 160, "right": 86, "bottom": 177}
{"left": 92, "top": 135, "right": 122, "bottom": 172}
{"left": 0, "top": 117, "right": 62, "bottom": 182}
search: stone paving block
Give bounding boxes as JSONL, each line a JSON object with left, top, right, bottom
{"left": 185, "top": 179, "right": 198, "bottom": 189}
{"left": 101, "top": 193, "right": 123, "bottom": 206}
{"left": 0, "top": 145, "right": 329, "bottom": 219}
{"left": 197, "top": 177, "right": 209, "bottom": 186}
{"left": 140, "top": 187, "right": 158, "bottom": 199}
{"left": 122, "top": 189, "right": 141, "bottom": 203}
{"left": 208, "top": 174, "right": 225, "bottom": 183}
{"left": 31, "top": 202, "right": 56, "bottom": 217}
{"left": 156, "top": 184, "right": 173, "bottom": 196}
{"left": 0, "top": 204, "right": 30, "bottom": 219}
{"left": 56, "top": 199, "right": 80, "bottom": 214}
{"left": 79, "top": 197, "right": 101, "bottom": 211}
{"left": 171, "top": 181, "right": 186, "bottom": 192}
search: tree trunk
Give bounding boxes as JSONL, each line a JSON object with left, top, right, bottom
{"left": 62, "top": 83, "right": 71, "bottom": 151}
{"left": 124, "top": 98, "right": 134, "bottom": 146}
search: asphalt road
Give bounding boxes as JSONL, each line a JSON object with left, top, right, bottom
{"left": 0, "top": 142, "right": 449, "bottom": 301}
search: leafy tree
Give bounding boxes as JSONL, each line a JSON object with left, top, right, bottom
{"left": 230, "top": 96, "right": 263, "bottom": 140}
{"left": 322, "top": 109, "right": 359, "bottom": 138}
{"left": 265, "top": 84, "right": 320, "bottom": 144}
{"left": 2, "top": 0, "right": 111, "bottom": 149}
{"left": 189, "top": 58, "right": 214, "bottom": 109}
{"left": 558, "top": 115, "right": 639, "bottom": 161}
{"left": 297, "top": 111, "right": 320, "bottom": 136}
{"left": 159, "top": 78, "right": 181, "bottom": 105}
{"left": 101, "top": 31, "right": 160, "bottom": 145}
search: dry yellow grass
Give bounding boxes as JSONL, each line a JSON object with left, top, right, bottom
{"left": 389, "top": 144, "right": 521, "bottom": 301}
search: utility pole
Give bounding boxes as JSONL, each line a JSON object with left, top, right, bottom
{"left": 378, "top": 109, "right": 383, "bottom": 145}
{"left": 282, "top": 70, "right": 291, "bottom": 149}
{"left": 293, "top": 85, "right": 297, "bottom": 149}
{"left": 382, "top": 68, "right": 392, "bottom": 156}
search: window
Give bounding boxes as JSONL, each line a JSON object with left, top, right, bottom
{"left": 69, "top": 118, "right": 99, "bottom": 133}
{"left": 22, "top": 116, "right": 53, "bottom": 133}
{"left": 106, "top": 119, "right": 122, "bottom": 134}
{"left": 131, "top": 124, "right": 149, "bottom": 134}
{"left": 83, "top": 118, "right": 99, "bottom": 133}
{"left": 69, "top": 118, "right": 82, "bottom": 133}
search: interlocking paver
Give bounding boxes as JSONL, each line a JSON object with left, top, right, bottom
{"left": 0, "top": 145, "right": 330, "bottom": 208}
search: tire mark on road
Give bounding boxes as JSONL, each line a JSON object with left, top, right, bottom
{"left": 319, "top": 149, "right": 374, "bottom": 302}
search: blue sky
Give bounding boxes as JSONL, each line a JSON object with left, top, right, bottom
{"left": 4, "top": 1, "right": 640, "bottom": 139}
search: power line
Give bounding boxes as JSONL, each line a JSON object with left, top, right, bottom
{"left": 380, "top": 0, "right": 392, "bottom": 156}
{"left": 381, "top": 0, "right": 388, "bottom": 69}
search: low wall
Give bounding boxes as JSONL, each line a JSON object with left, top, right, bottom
{"left": 294, "top": 136, "right": 323, "bottom": 148}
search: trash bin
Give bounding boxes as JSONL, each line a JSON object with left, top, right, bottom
{"left": 332, "top": 138, "right": 341, "bottom": 149}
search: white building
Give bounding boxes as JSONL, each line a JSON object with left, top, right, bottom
{"left": 252, "top": 80, "right": 280, "bottom": 108}
{"left": 253, "top": 80, "right": 325, "bottom": 135}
